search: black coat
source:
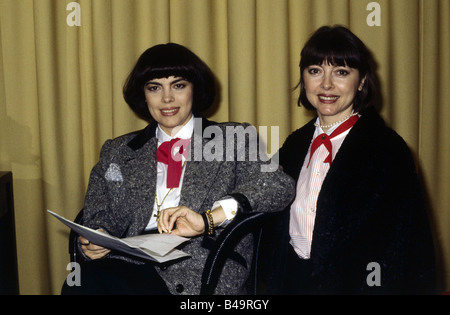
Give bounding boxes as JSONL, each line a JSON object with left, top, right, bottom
{"left": 275, "top": 108, "right": 436, "bottom": 294}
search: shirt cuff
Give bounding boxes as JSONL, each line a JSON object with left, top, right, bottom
{"left": 212, "top": 198, "right": 238, "bottom": 227}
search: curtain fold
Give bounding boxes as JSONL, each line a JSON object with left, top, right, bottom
{"left": 0, "top": 0, "right": 448, "bottom": 294}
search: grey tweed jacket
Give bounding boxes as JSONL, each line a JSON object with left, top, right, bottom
{"left": 82, "top": 116, "right": 295, "bottom": 295}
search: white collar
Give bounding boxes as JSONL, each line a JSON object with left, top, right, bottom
{"left": 156, "top": 115, "right": 194, "bottom": 143}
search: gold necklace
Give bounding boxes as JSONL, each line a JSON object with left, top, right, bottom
{"left": 154, "top": 161, "right": 187, "bottom": 221}
{"left": 154, "top": 188, "right": 174, "bottom": 221}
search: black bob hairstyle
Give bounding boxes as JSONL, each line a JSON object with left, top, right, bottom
{"left": 297, "top": 25, "right": 376, "bottom": 114}
{"left": 123, "top": 43, "right": 216, "bottom": 121}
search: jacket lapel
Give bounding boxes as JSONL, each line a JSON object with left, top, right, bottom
{"left": 180, "top": 117, "right": 222, "bottom": 213}
{"left": 122, "top": 122, "right": 158, "bottom": 234}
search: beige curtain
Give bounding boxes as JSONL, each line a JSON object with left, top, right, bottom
{"left": 0, "top": 0, "right": 448, "bottom": 294}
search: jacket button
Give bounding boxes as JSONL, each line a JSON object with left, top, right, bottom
{"left": 176, "top": 284, "right": 184, "bottom": 293}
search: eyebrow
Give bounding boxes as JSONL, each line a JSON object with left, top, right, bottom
{"left": 145, "top": 77, "right": 187, "bottom": 86}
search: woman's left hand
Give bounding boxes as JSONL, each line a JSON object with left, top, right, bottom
{"left": 157, "top": 206, "right": 205, "bottom": 237}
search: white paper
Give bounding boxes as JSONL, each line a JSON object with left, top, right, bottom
{"left": 47, "top": 210, "right": 190, "bottom": 263}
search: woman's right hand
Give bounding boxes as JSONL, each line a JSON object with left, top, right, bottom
{"left": 79, "top": 233, "right": 111, "bottom": 260}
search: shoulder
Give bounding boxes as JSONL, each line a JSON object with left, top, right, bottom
{"left": 278, "top": 118, "right": 315, "bottom": 175}
{"left": 98, "top": 124, "right": 156, "bottom": 159}
{"left": 100, "top": 130, "right": 141, "bottom": 152}
{"left": 349, "top": 110, "right": 415, "bottom": 170}
{"left": 220, "top": 121, "right": 256, "bottom": 135}
{"left": 281, "top": 118, "right": 315, "bottom": 149}
{"left": 358, "top": 109, "right": 410, "bottom": 152}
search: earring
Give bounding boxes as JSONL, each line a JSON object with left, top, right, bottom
{"left": 358, "top": 78, "right": 366, "bottom": 91}
{"left": 358, "top": 82, "right": 364, "bottom": 91}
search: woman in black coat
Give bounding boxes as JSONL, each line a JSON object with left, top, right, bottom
{"left": 277, "top": 25, "right": 436, "bottom": 294}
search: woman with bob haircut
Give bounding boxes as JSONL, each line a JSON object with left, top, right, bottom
{"left": 123, "top": 42, "right": 216, "bottom": 120}
{"left": 62, "top": 43, "right": 295, "bottom": 295}
{"left": 276, "top": 25, "right": 436, "bottom": 294}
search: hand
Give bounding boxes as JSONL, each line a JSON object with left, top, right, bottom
{"left": 79, "top": 230, "right": 111, "bottom": 260}
{"left": 157, "top": 206, "right": 205, "bottom": 237}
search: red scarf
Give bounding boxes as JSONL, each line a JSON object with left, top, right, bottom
{"left": 308, "top": 115, "right": 359, "bottom": 167}
{"left": 156, "top": 138, "right": 191, "bottom": 188}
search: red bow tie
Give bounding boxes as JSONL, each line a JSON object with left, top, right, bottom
{"left": 156, "top": 138, "right": 191, "bottom": 188}
{"left": 308, "top": 115, "right": 359, "bottom": 167}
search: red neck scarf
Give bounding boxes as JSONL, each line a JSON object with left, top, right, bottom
{"left": 308, "top": 115, "right": 359, "bottom": 167}
{"left": 156, "top": 138, "right": 191, "bottom": 188}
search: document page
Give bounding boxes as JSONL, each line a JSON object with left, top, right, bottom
{"left": 48, "top": 210, "right": 190, "bottom": 263}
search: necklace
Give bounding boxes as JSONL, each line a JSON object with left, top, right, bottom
{"left": 154, "top": 188, "right": 174, "bottom": 221}
{"left": 154, "top": 161, "right": 187, "bottom": 221}
{"left": 314, "top": 111, "right": 359, "bottom": 129}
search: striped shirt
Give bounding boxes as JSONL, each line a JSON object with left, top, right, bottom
{"left": 289, "top": 117, "right": 356, "bottom": 259}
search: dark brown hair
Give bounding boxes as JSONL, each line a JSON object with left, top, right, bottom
{"left": 123, "top": 43, "right": 216, "bottom": 121}
{"left": 297, "top": 25, "right": 376, "bottom": 114}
